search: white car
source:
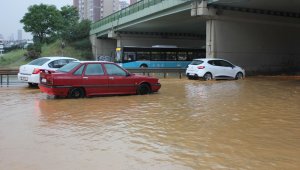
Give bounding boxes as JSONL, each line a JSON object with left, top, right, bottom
{"left": 18, "top": 56, "right": 78, "bottom": 87}
{"left": 186, "top": 58, "right": 245, "bottom": 80}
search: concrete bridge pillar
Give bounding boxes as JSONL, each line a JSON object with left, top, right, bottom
{"left": 206, "top": 19, "right": 216, "bottom": 59}
{"left": 90, "top": 35, "right": 117, "bottom": 60}
{"left": 192, "top": 0, "right": 217, "bottom": 58}
{"left": 117, "top": 38, "right": 123, "bottom": 49}
{"left": 192, "top": 0, "right": 300, "bottom": 74}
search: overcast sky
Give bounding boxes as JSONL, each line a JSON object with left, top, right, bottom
{"left": 0, "top": 0, "right": 73, "bottom": 40}
{"left": 0, "top": 0, "right": 130, "bottom": 40}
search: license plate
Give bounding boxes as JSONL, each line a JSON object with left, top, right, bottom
{"left": 21, "top": 77, "right": 28, "bottom": 81}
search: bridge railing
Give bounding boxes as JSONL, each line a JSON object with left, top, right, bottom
{"left": 92, "top": 0, "right": 164, "bottom": 30}
{"left": 92, "top": 0, "right": 165, "bottom": 31}
{"left": 91, "top": 0, "right": 192, "bottom": 35}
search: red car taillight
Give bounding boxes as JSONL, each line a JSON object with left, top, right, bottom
{"left": 32, "top": 68, "right": 41, "bottom": 74}
{"left": 197, "top": 66, "right": 205, "bottom": 69}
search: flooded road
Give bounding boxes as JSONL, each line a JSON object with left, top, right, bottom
{"left": 0, "top": 77, "right": 299, "bottom": 170}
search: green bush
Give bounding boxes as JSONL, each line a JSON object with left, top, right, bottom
{"left": 25, "top": 43, "right": 42, "bottom": 59}
{"left": 71, "top": 38, "right": 91, "bottom": 50}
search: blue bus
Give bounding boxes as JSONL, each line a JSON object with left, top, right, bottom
{"left": 115, "top": 46, "right": 205, "bottom": 68}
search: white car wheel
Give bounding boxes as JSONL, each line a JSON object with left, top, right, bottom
{"left": 235, "top": 72, "right": 244, "bottom": 80}
{"left": 203, "top": 73, "right": 212, "bottom": 81}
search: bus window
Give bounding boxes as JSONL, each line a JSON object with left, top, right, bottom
{"left": 151, "top": 52, "right": 165, "bottom": 61}
{"left": 124, "top": 52, "right": 136, "bottom": 62}
{"left": 196, "top": 51, "right": 205, "bottom": 58}
{"left": 117, "top": 46, "right": 205, "bottom": 68}
{"left": 187, "top": 52, "right": 199, "bottom": 60}
{"left": 137, "top": 51, "right": 150, "bottom": 60}
{"left": 166, "top": 52, "right": 177, "bottom": 61}
{"left": 177, "top": 52, "right": 187, "bottom": 61}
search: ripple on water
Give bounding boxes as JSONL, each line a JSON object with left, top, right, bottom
{"left": 0, "top": 78, "right": 300, "bottom": 169}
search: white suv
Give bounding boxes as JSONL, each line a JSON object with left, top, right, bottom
{"left": 18, "top": 56, "right": 78, "bottom": 87}
{"left": 186, "top": 58, "right": 245, "bottom": 80}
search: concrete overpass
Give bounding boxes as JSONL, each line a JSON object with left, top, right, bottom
{"left": 90, "top": 0, "right": 300, "bottom": 74}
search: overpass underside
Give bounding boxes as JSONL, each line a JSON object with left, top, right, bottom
{"left": 90, "top": 0, "right": 300, "bottom": 74}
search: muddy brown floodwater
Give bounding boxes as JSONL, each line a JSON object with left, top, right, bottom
{"left": 0, "top": 77, "right": 299, "bottom": 170}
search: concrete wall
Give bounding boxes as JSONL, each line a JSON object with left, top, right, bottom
{"left": 90, "top": 35, "right": 117, "bottom": 60}
{"left": 211, "top": 10, "right": 300, "bottom": 74}
{"left": 116, "top": 34, "right": 205, "bottom": 49}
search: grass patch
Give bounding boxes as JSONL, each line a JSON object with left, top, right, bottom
{"left": 0, "top": 49, "right": 28, "bottom": 69}
{"left": 0, "top": 40, "right": 93, "bottom": 69}
{"left": 41, "top": 41, "right": 92, "bottom": 60}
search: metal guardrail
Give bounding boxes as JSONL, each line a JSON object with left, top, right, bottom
{"left": 127, "top": 68, "right": 186, "bottom": 78}
{"left": 0, "top": 68, "right": 186, "bottom": 87}
{"left": 0, "top": 69, "right": 19, "bottom": 86}
{"left": 91, "top": 0, "right": 192, "bottom": 35}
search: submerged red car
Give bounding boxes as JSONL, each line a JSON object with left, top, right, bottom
{"left": 39, "top": 61, "right": 161, "bottom": 98}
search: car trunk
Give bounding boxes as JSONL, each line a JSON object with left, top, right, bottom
{"left": 40, "top": 70, "right": 55, "bottom": 85}
{"left": 187, "top": 65, "right": 199, "bottom": 71}
{"left": 19, "top": 65, "right": 40, "bottom": 75}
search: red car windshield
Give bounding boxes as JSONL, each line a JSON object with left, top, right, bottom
{"left": 57, "top": 62, "right": 80, "bottom": 73}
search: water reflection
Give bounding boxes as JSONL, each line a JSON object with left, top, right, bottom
{"left": 1, "top": 77, "right": 300, "bottom": 169}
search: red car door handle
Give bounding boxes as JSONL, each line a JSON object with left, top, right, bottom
{"left": 83, "top": 77, "right": 88, "bottom": 79}
{"left": 109, "top": 77, "right": 114, "bottom": 80}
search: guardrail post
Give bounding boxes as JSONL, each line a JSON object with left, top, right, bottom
{"left": 7, "top": 74, "right": 9, "bottom": 86}
{"left": 0, "top": 74, "right": 2, "bottom": 86}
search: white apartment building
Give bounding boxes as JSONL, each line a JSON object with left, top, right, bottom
{"left": 119, "top": 0, "right": 129, "bottom": 9}
{"left": 73, "top": 0, "right": 120, "bottom": 22}
{"left": 0, "top": 38, "right": 3, "bottom": 56}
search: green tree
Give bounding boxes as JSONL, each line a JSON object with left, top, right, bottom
{"left": 20, "top": 4, "right": 93, "bottom": 59}
{"left": 60, "top": 6, "right": 79, "bottom": 40}
{"left": 66, "top": 19, "right": 93, "bottom": 59}
{"left": 64, "top": 19, "right": 91, "bottom": 42}
{"left": 61, "top": 19, "right": 93, "bottom": 59}
{"left": 25, "top": 43, "right": 42, "bottom": 59}
{"left": 20, "top": 4, "right": 63, "bottom": 44}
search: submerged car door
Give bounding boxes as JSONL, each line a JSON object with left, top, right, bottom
{"left": 82, "top": 63, "right": 109, "bottom": 95}
{"left": 209, "top": 60, "right": 223, "bottom": 78}
{"left": 219, "top": 60, "right": 236, "bottom": 78}
{"left": 103, "top": 63, "right": 136, "bottom": 94}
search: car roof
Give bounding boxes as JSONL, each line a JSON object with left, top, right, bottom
{"left": 193, "top": 58, "right": 225, "bottom": 61}
{"left": 73, "top": 61, "right": 114, "bottom": 64}
{"left": 41, "top": 56, "right": 78, "bottom": 60}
